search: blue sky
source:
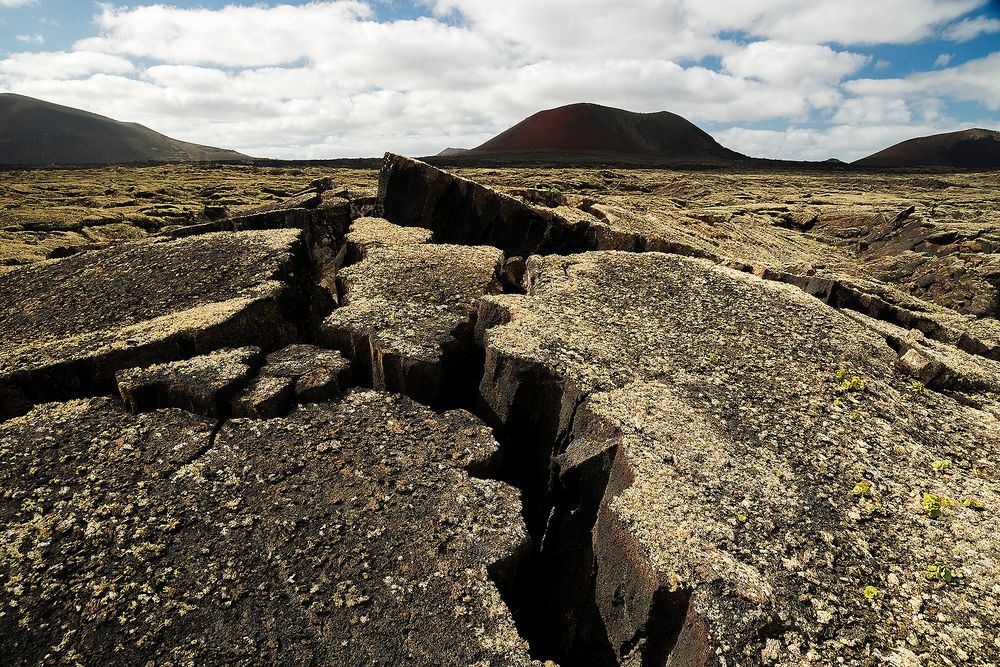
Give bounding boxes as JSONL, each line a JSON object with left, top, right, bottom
{"left": 1, "top": 0, "right": 998, "bottom": 159}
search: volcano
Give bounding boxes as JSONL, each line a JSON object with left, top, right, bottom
{"left": 467, "top": 102, "right": 747, "bottom": 163}
{"left": 854, "top": 128, "right": 1000, "bottom": 168}
{"left": 0, "top": 93, "right": 249, "bottom": 166}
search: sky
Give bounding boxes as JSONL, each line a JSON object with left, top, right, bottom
{"left": 1, "top": 1, "right": 999, "bottom": 161}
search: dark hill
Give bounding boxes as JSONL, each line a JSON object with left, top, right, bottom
{"left": 468, "top": 102, "right": 747, "bottom": 163}
{"left": 854, "top": 128, "right": 1000, "bottom": 168}
{"left": 437, "top": 147, "right": 469, "bottom": 157}
{"left": 0, "top": 93, "right": 249, "bottom": 166}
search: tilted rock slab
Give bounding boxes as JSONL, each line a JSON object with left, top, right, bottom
{"left": 116, "top": 346, "right": 263, "bottom": 417}
{"left": 231, "top": 343, "right": 352, "bottom": 418}
{"left": 322, "top": 241, "right": 503, "bottom": 408}
{"left": 377, "top": 153, "right": 596, "bottom": 257}
{"left": 476, "top": 251, "right": 1000, "bottom": 666}
{"left": 0, "top": 392, "right": 537, "bottom": 666}
{"left": 0, "top": 229, "right": 309, "bottom": 419}
{"left": 378, "top": 155, "right": 1000, "bottom": 365}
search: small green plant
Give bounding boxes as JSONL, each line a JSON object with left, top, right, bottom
{"left": 706, "top": 350, "right": 720, "bottom": 364}
{"left": 921, "top": 492, "right": 952, "bottom": 518}
{"left": 851, "top": 481, "right": 873, "bottom": 497}
{"left": 931, "top": 459, "right": 952, "bottom": 473}
{"left": 865, "top": 501, "right": 885, "bottom": 515}
{"left": 839, "top": 375, "right": 867, "bottom": 393}
{"left": 924, "top": 565, "right": 954, "bottom": 583}
{"left": 863, "top": 585, "right": 881, "bottom": 600}
{"left": 910, "top": 381, "right": 925, "bottom": 395}
{"left": 835, "top": 369, "right": 849, "bottom": 381}
{"left": 963, "top": 498, "right": 986, "bottom": 511}
{"left": 850, "top": 411, "right": 862, "bottom": 421}
{"left": 737, "top": 513, "right": 748, "bottom": 523}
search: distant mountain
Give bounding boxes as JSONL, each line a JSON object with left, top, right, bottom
{"left": 854, "top": 128, "right": 1000, "bottom": 168}
{"left": 437, "top": 147, "right": 469, "bottom": 157}
{"left": 467, "top": 102, "right": 747, "bottom": 163}
{"left": 0, "top": 93, "right": 249, "bottom": 166}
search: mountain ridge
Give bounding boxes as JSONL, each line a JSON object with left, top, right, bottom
{"left": 0, "top": 93, "right": 249, "bottom": 166}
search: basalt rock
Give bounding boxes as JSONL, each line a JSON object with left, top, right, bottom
{"left": 228, "top": 345, "right": 351, "bottom": 418}
{"left": 258, "top": 343, "right": 352, "bottom": 402}
{"left": 3, "top": 157, "right": 999, "bottom": 667}
{"left": 0, "top": 229, "right": 309, "bottom": 419}
{"left": 377, "top": 153, "right": 595, "bottom": 256}
{"left": 116, "top": 346, "right": 262, "bottom": 417}
{"left": 321, "top": 241, "right": 503, "bottom": 409}
{"left": 344, "top": 216, "right": 434, "bottom": 263}
{"left": 476, "top": 251, "right": 1000, "bottom": 666}
{"left": 0, "top": 393, "right": 537, "bottom": 666}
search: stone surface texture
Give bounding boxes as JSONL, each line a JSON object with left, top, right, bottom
{"left": 378, "top": 153, "right": 596, "bottom": 257}
{"left": 0, "top": 393, "right": 536, "bottom": 666}
{"left": 0, "top": 229, "right": 306, "bottom": 418}
{"left": 2, "top": 157, "right": 998, "bottom": 667}
{"left": 322, "top": 241, "right": 503, "bottom": 406}
{"left": 477, "top": 251, "right": 1000, "bottom": 666}
{"left": 345, "top": 216, "right": 434, "bottom": 261}
{"left": 116, "top": 346, "right": 262, "bottom": 417}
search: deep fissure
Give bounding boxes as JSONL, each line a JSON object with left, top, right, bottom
{"left": 8, "top": 163, "right": 998, "bottom": 665}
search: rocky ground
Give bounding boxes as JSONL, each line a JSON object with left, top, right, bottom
{"left": 0, "top": 164, "right": 377, "bottom": 267}
{"left": 1, "top": 158, "right": 998, "bottom": 666}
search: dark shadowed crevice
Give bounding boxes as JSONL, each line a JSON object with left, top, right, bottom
{"left": 469, "top": 355, "right": 699, "bottom": 667}
{"left": 633, "top": 588, "right": 693, "bottom": 665}
{"left": 467, "top": 356, "right": 611, "bottom": 664}
{"left": 179, "top": 417, "right": 228, "bottom": 467}
{"left": 434, "top": 319, "right": 488, "bottom": 413}
{"left": 471, "top": 367, "right": 616, "bottom": 666}
{"left": 460, "top": 292, "right": 701, "bottom": 666}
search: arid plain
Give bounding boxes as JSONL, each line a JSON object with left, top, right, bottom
{"left": 3, "top": 164, "right": 998, "bottom": 320}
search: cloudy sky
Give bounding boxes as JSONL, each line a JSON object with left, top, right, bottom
{"left": 1, "top": 0, "right": 999, "bottom": 160}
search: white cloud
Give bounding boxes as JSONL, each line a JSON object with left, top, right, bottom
{"left": 0, "top": 51, "right": 134, "bottom": 79}
{"left": 430, "top": 0, "right": 731, "bottom": 61}
{"left": 847, "top": 52, "right": 1000, "bottom": 110}
{"left": 0, "top": 1, "right": 996, "bottom": 160}
{"left": 942, "top": 15, "right": 1000, "bottom": 41}
{"left": 722, "top": 41, "right": 868, "bottom": 84}
{"left": 15, "top": 33, "right": 43, "bottom": 44}
{"left": 831, "top": 97, "right": 913, "bottom": 125}
{"left": 0, "top": 0, "right": 36, "bottom": 7}
{"left": 934, "top": 53, "right": 952, "bottom": 66}
{"left": 715, "top": 120, "right": 987, "bottom": 162}
{"left": 431, "top": 0, "right": 985, "bottom": 50}
{"left": 680, "top": 0, "right": 984, "bottom": 44}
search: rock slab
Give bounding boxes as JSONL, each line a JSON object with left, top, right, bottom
{"left": 0, "top": 393, "right": 537, "bottom": 666}
{"left": 477, "top": 251, "right": 1000, "bottom": 666}
{"left": 0, "top": 229, "right": 308, "bottom": 419}
{"left": 322, "top": 239, "right": 503, "bottom": 408}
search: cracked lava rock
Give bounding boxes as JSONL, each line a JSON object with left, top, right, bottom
{"left": 1, "top": 154, "right": 998, "bottom": 667}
